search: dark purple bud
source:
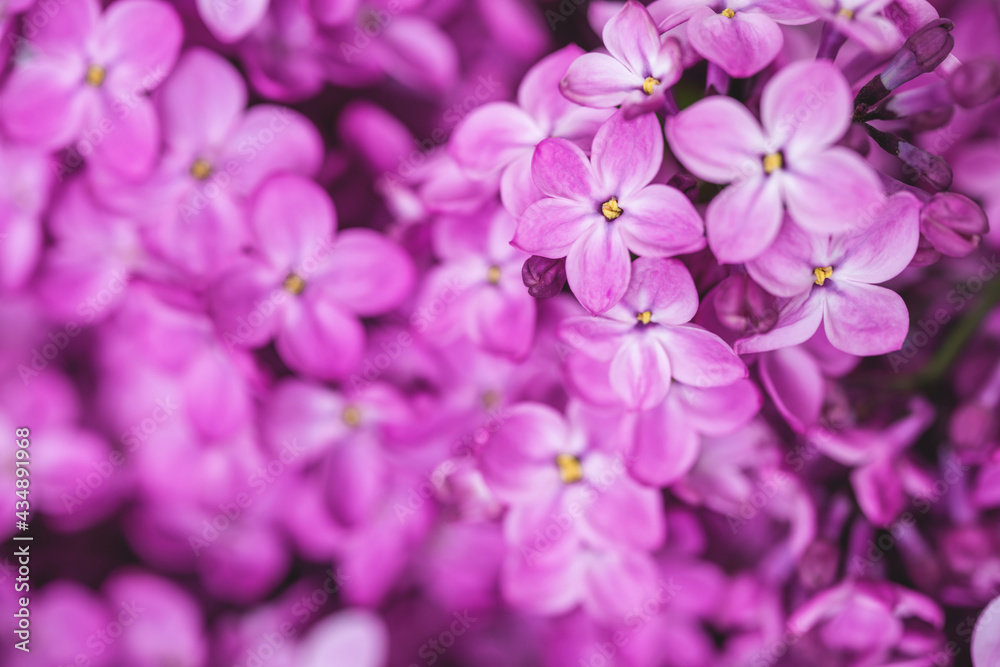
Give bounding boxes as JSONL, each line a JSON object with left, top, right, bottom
{"left": 920, "top": 193, "right": 988, "bottom": 258}
{"left": 712, "top": 274, "right": 778, "bottom": 335}
{"left": 521, "top": 256, "right": 566, "bottom": 299}
{"left": 855, "top": 19, "right": 954, "bottom": 113}
{"left": 667, "top": 172, "right": 699, "bottom": 205}
{"left": 881, "top": 19, "right": 955, "bottom": 90}
{"left": 899, "top": 143, "right": 953, "bottom": 190}
{"left": 910, "top": 235, "right": 941, "bottom": 267}
{"left": 948, "top": 57, "right": 1000, "bottom": 108}
{"left": 798, "top": 539, "right": 839, "bottom": 590}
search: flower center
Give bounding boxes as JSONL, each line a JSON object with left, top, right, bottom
{"left": 721, "top": 8, "right": 735, "bottom": 18}
{"left": 636, "top": 310, "right": 652, "bottom": 325}
{"left": 486, "top": 265, "right": 501, "bottom": 285}
{"left": 763, "top": 152, "right": 784, "bottom": 174}
{"left": 85, "top": 64, "right": 106, "bottom": 87}
{"left": 813, "top": 266, "right": 833, "bottom": 286}
{"left": 642, "top": 76, "right": 660, "bottom": 95}
{"left": 342, "top": 405, "right": 361, "bottom": 427}
{"left": 601, "top": 197, "right": 623, "bottom": 221}
{"left": 190, "top": 159, "right": 213, "bottom": 180}
{"left": 283, "top": 273, "right": 306, "bottom": 295}
{"left": 482, "top": 389, "right": 501, "bottom": 410}
{"left": 556, "top": 453, "right": 583, "bottom": 484}
{"left": 838, "top": 7, "right": 854, "bottom": 19}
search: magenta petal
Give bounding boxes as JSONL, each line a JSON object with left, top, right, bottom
{"left": 251, "top": 174, "right": 336, "bottom": 269}
{"left": 276, "top": 297, "right": 365, "bottom": 379}
{"left": 784, "top": 148, "right": 885, "bottom": 235}
{"left": 323, "top": 439, "right": 387, "bottom": 527}
{"left": 747, "top": 217, "right": 824, "bottom": 298}
{"left": 666, "top": 96, "right": 766, "bottom": 183}
{"left": 196, "top": 0, "right": 269, "bottom": 43}
{"left": 0, "top": 63, "right": 88, "bottom": 147}
{"left": 566, "top": 223, "right": 632, "bottom": 315}
{"left": 592, "top": 110, "right": 663, "bottom": 198}
{"left": 561, "top": 52, "right": 639, "bottom": 108}
{"left": 210, "top": 260, "right": 284, "bottom": 348}
{"left": 706, "top": 174, "right": 784, "bottom": 264}
{"left": 759, "top": 346, "right": 824, "bottom": 433}
{"left": 972, "top": 596, "right": 1000, "bottom": 667}
{"left": 480, "top": 404, "right": 565, "bottom": 502}
{"left": 513, "top": 198, "right": 596, "bottom": 257}
{"left": 450, "top": 103, "right": 542, "bottom": 174}
{"left": 603, "top": 0, "right": 661, "bottom": 76}
{"left": 468, "top": 284, "right": 536, "bottom": 359}
{"left": 376, "top": 17, "right": 459, "bottom": 94}
{"left": 822, "top": 282, "right": 909, "bottom": 356}
{"left": 619, "top": 184, "right": 705, "bottom": 256}
{"left": 582, "top": 549, "right": 659, "bottom": 624}
{"left": 28, "top": 0, "right": 99, "bottom": 54}
{"left": 631, "top": 396, "right": 701, "bottom": 485}
{"left": 581, "top": 455, "right": 666, "bottom": 550}
{"left": 835, "top": 192, "right": 921, "bottom": 284}
{"left": 609, "top": 336, "right": 672, "bottom": 410}
{"left": 500, "top": 152, "right": 544, "bottom": 218}
{"left": 221, "top": 104, "right": 323, "bottom": 194}
{"left": 519, "top": 44, "right": 584, "bottom": 123}
{"left": 98, "top": 0, "right": 182, "bottom": 92}
{"left": 736, "top": 292, "right": 824, "bottom": 354}
{"left": 623, "top": 257, "right": 699, "bottom": 325}
{"left": 677, "top": 379, "right": 761, "bottom": 436}
{"left": 657, "top": 324, "right": 746, "bottom": 386}
{"left": 314, "top": 229, "right": 415, "bottom": 316}
{"left": 762, "top": 60, "right": 851, "bottom": 152}
{"left": 850, "top": 460, "right": 905, "bottom": 526}
{"left": 88, "top": 95, "right": 159, "bottom": 178}
{"left": 686, "top": 6, "right": 783, "bottom": 78}
{"left": 530, "top": 137, "right": 598, "bottom": 200}
{"left": 158, "top": 48, "right": 247, "bottom": 153}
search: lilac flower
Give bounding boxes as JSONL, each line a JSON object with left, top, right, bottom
{"left": 560, "top": 257, "right": 746, "bottom": 411}
{"left": 0, "top": 139, "right": 50, "bottom": 290}
{"left": 0, "top": 0, "right": 182, "bottom": 178}
{"left": 210, "top": 174, "right": 415, "bottom": 380}
{"left": 808, "top": 0, "right": 904, "bottom": 53}
{"left": 297, "top": 609, "right": 388, "bottom": 667}
{"left": 196, "top": 0, "right": 269, "bottom": 43}
{"left": 738, "top": 193, "right": 920, "bottom": 356}
{"left": 651, "top": 0, "right": 817, "bottom": 78}
{"left": 514, "top": 110, "right": 704, "bottom": 314}
{"left": 666, "top": 59, "right": 885, "bottom": 263}
{"left": 560, "top": 1, "right": 683, "bottom": 116}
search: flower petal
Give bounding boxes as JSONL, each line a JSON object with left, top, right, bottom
{"left": 98, "top": 0, "right": 182, "bottom": 93}
{"left": 618, "top": 183, "right": 705, "bottom": 257}
{"left": 623, "top": 257, "right": 699, "bottom": 325}
{"left": 592, "top": 110, "right": 663, "bottom": 198}
{"left": 276, "top": 297, "right": 365, "bottom": 380}
{"left": 513, "top": 198, "right": 596, "bottom": 257}
{"left": 761, "top": 59, "right": 851, "bottom": 153}
{"left": 783, "top": 148, "right": 885, "bottom": 235}
{"left": 666, "top": 96, "right": 766, "bottom": 183}
{"left": 706, "top": 174, "right": 784, "bottom": 264}
{"left": 834, "top": 192, "right": 921, "bottom": 284}
{"left": 630, "top": 395, "right": 701, "bottom": 485}
{"left": 312, "top": 229, "right": 415, "bottom": 317}
{"left": 561, "top": 52, "right": 641, "bottom": 108}
{"left": 609, "top": 336, "right": 672, "bottom": 409}
{"left": 687, "top": 6, "right": 783, "bottom": 78}
{"left": 603, "top": 0, "right": 661, "bottom": 77}
{"left": 252, "top": 174, "right": 336, "bottom": 269}
{"left": 566, "top": 223, "right": 632, "bottom": 315}
{"left": 657, "top": 324, "right": 747, "bottom": 386}
{"left": 822, "top": 281, "right": 909, "bottom": 356}
{"left": 736, "top": 292, "right": 824, "bottom": 354}
{"left": 529, "top": 137, "right": 598, "bottom": 201}
{"left": 747, "top": 216, "right": 825, "bottom": 298}
{"left": 196, "top": 0, "right": 269, "bottom": 43}
{"left": 759, "top": 345, "right": 824, "bottom": 433}
{"left": 450, "top": 102, "right": 543, "bottom": 175}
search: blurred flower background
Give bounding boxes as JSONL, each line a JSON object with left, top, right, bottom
{"left": 1, "top": 0, "right": 1000, "bottom": 665}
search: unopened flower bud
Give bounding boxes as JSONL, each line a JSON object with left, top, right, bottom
{"left": 920, "top": 193, "right": 988, "bottom": 258}
{"left": 855, "top": 19, "right": 954, "bottom": 112}
{"left": 521, "top": 256, "right": 566, "bottom": 299}
{"left": 712, "top": 274, "right": 778, "bottom": 335}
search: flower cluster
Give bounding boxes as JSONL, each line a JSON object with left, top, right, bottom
{"left": 2, "top": 0, "right": 1000, "bottom": 665}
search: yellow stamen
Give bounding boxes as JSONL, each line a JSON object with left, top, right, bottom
{"left": 721, "top": 8, "right": 735, "bottom": 18}
{"left": 482, "top": 390, "right": 501, "bottom": 410}
{"left": 556, "top": 453, "right": 583, "bottom": 484}
{"left": 763, "top": 152, "right": 784, "bottom": 174}
{"left": 85, "top": 64, "right": 106, "bottom": 87}
{"left": 838, "top": 7, "right": 854, "bottom": 19}
{"left": 637, "top": 310, "right": 652, "bottom": 325}
{"left": 642, "top": 76, "right": 660, "bottom": 95}
{"left": 342, "top": 405, "right": 361, "bottom": 427}
{"left": 190, "top": 158, "right": 212, "bottom": 180}
{"left": 486, "top": 266, "right": 501, "bottom": 285}
{"left": 813, "top": 266, "right": 833, "bottom": 286}
{"left": 601, "top": 197, "right": 623, "bottom": 221}
{"left": 283, "top": 273, "right": 306, "bottom": 295}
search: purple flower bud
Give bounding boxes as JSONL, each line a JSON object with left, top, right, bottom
{"left": 865, "top": 125, "right": 954, "bottom": 190}
{"left": 949, "top": 56, "right": 1000, "bottom": 109}
{"left": 712, "top": 274, "right": 778, "bottom": 335}
{"left": 667, "top": 171, "right": 700, "bottom": 205}
{"left": 855, "top": 19, "right": 954, "bottom": 112}
{"left": 919, "top": 193, "right": 988, "bottom": 258}
{"left": 911, "top": 235, "right": 941, "bottom": 267}
{"left": 521, "top": 255, "right": 566, "bottom": 299}
{"left": 881, "top": 19, "right": 955, "bottom": 90}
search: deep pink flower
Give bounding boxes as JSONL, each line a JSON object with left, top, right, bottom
{"left": 514, "top": 110, "right": 704, "bottom": 314}
{"left": 560, "top": 1, "right": 683, "bottom": 116}
{"left": 0, "top": 0, "right": 182, "bottom": 178}
{"left": 738, "top": 193, "right": 920, "bottom": 356}
{"left": 560, "top": 257, "right": 746, "bottom": 411}
{"left": 666, "top": 59, "right": 884, "bottom": 263}
{"left": 652, "top": 0, "right": 816, "bottom": 78}
{"left": 210, "top": 174, "right": 414, "bottom": 380}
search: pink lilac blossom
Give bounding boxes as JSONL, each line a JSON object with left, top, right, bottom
{"left": 1, "top": 0, "right": 1000, "bottom": 665}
